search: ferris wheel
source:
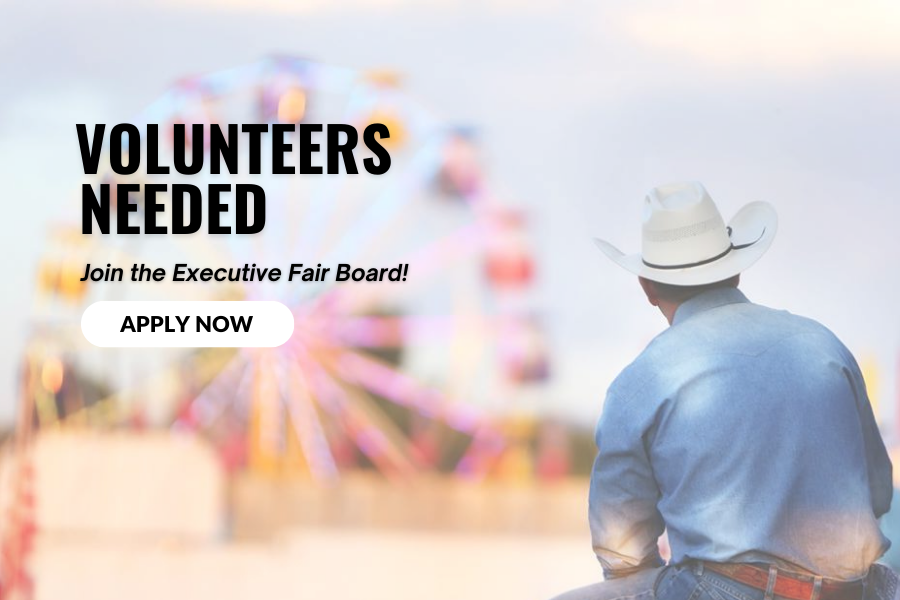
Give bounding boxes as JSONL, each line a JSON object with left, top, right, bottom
{"left": 24, "top": 56, "right": 550, "bottom": 483}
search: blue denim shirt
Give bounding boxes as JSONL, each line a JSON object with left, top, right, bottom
{"left": 589, "top": 287, "right": 892, "bottom": 581}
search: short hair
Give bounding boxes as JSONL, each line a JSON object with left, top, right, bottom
{"left": 650, "top": 274, "right": 740, "bottom": 304}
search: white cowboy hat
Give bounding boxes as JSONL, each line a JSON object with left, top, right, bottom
{"left": 594, "top": 182, "right": 777, "bottom": 286}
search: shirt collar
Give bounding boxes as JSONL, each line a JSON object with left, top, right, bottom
{"left": 671, "top": 287, "right": 750, "bottom": 326}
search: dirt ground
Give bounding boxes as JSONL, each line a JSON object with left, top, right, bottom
{"left": 33, "top": 529, "right": 600, "bottom": 600}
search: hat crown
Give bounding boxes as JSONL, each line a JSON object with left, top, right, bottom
{"left": 641, "top": 182, "right": 731, "bottom": 268}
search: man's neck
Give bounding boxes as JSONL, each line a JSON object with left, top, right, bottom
{"left": 667, "top": 287, "right": 749, "bottom": 327}
{"left": 660, "top": 300, "right": 680, "bottom": 325}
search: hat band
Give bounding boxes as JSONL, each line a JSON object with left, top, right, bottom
{"left": 641, "top": 227, "right": 766, "bottom": 271}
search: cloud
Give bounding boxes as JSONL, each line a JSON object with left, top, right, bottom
{"left": 153, "top": 0, "right": 554, "bottom": 17}
{"left": 616, "top": 0, "right": 900, "bottom": 71}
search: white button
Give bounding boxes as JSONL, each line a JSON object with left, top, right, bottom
{"left": 81, "top": 301, "right": 294, "bottom": 348}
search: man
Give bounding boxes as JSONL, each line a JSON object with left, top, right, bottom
{"left": 552, "top": 182, "right": 896, "bottom": 600}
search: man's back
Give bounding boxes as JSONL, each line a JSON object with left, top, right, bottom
{"left": 589, "top": 287, "right": 892, "bottom": 581}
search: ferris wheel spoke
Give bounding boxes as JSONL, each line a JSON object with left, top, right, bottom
{"left": 296, "top": 347, "right": 419, "bottom": 479}
{"left": 276, "top": 351, "right": 339, "bottom": 481}
{"left": 183, "top": 352, "right": 251, "bottom": 430}
{"left": 285, "top": 134, "right": 448, "bottom": 308}
{"left": 333, "top": 314, "right": 492, "bottom": 348}
{"left": 282, "top": 65, "right": 400, "bottom": 264}
{"left": 329, "top": 347, "right": 509, "bottom": 479}
{"left": 454, "top": 426, "right": 508, "bottom": 480}
{"left": 247, "top": 356, "right": 288, "bottom": 468}
{"left": 334, "top": 384, "right": 419, "bottom": 479}
{"left": 300, "top": 82, "right": 442, "bottom": 267}
{"left": 332, "top": 347, "right": 486, "bottom": 437}
{"left": 287, "top": 78, "right": 380, "bottom": 262}
{"left": 311, "top": 220, "right": 486, "bottom": 314}
{"left": 318, "top": 134, "right": 446, "bottom": 264}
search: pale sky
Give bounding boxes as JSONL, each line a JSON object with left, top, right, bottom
{"left": 1, "top": 0, "right": 899, "bottom": 430}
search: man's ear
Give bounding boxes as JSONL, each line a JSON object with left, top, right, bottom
{"left": 639, "top": 276, "right": 659, "bottom": 307}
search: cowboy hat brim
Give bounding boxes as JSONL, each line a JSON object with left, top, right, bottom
{"left": 593, "top": 201, "right": 777, "bottom": 286}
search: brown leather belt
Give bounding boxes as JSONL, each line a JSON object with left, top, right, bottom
{"left": 703, "top": 562, "right": 864, "bottom": 600}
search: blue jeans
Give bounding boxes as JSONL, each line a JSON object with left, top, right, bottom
{"left": 549, "top": 563, "right": 900, "bottom": 600}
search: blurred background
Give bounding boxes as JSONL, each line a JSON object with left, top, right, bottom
{"left": 1, "top": 1, "right": 900, "bottom": 599}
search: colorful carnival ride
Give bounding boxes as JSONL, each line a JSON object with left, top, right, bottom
{"left": 3, "top": 55, "right": 551, "bottom": 599}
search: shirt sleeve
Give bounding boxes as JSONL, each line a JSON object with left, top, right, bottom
{"left": 589, "top": 385, "right": 665, "bottom": 579}
{"left": 842, "top": 352, "right": 893, "bottom": 519}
